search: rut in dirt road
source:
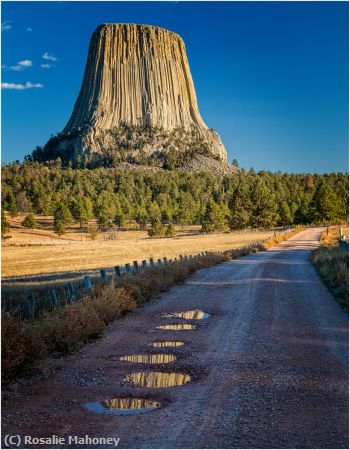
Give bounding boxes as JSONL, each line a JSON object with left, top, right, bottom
{"left": 2, "top": 227, "right": 348, "bottom": 449}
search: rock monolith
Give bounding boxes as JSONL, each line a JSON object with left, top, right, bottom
{"left": 42, "top": 24, "right": 228, "bottom": 166}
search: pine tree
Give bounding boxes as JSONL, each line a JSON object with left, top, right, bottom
{"left": 1, "top": 210, "right": 10, "bottom": 238}
{"left": 95, "top": 192, "right": 117, "bottom": 229}
{"left": 53, "top": 203, "right": 73, "bottom": 236}
{"left": 135, "top": 206, "right": 148, "bottom": 230}
{"left": 7, "top": 189, "right": 18, "bottom": 218}
{"left": 278, "top": 201, "right": 293, "bottom": 226}
{"left": 22, "top": 213, "right": 37, "bottom": 229}
{"left": 176, "top": 192, "right": 195, "bottom": 227}
{"left": 232, "top": 158, "right": 239, "bottom": 168}
{"left": 148, "top": 221, "right": 165, "bottom": 237}
{"left": 72, "top": 196, "right": 93, "bottom": 228}
{"left": 250, "top": 179, "right": 279, "bottom": 228}
{"left": 308, "top": 181, "right": 342, "bottom": 224}
{"left": 201, "top": 199, "right": 229, "bottom": 232}
{"left": 229, "top": 184, "right": 252, "bottom": 230}
{"left": 165, "top": 223, "right": 176, "bottom": 237}
{"left": 148, "top": 201, "right": 162, "bottom": 225}
{"left": 16, "top": 191, "right": 32, "bottom": 213}
{"left": 114, "top": 200, "right": 126, "bottom": 228}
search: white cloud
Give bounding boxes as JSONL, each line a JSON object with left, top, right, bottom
{"left": 5, "top": 65, "right": 23, "bottom": 72}
{"left": 26, "top": 27, "right": 33, "bottom": 32}
{"left": 3, "top": 59, "right": 33, "bottom": 71}
{"left": 42, "top": 52, "right": 57, "bottom": 62}
{"left": 1, "top": 81, "right": 43, "bottom": 90}
{"left": 1, "top": 21, "right": 12, "bottom": 32}
{"left": 18, "top": 60, "right": 32, "bottom": 67}
{"left": 41, "top": 63, "right": 54, "bottom": 69}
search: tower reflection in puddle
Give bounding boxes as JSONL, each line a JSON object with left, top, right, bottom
{"left": 119, "top": 354, "right": 176, "bottom": 364}
{"left": 85, "top": 397, "right": 160, "bottom": 415}
{"left": 124, "top": 371, "right": 191, "bottom": 387}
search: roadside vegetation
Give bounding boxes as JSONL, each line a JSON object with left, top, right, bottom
{"left": 2, "top": 252, "right": 227, "bottom": 379}
{"left": 310, "top": 225, "right": 349, "bottom": 311}
{"left": 223, "top": 227, "right": 305, "bottom": 258}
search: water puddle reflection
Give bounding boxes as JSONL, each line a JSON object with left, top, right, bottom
{"left": 124, "top": 371, "right": 191, "bottom": 388}
{"left": 163, "top": 310, "right": 210, "bottom": 320}
{"left": 157, "top": 324, "right": 196, "bottom": 330}
{"left": 119, "top": 354, "right": 176, "bottom": 364}
{"left": 85, "top": 397, "right": 160, "bottom": 415}
{"left": 151, "top": 341, "right": 184, "bottom": 348}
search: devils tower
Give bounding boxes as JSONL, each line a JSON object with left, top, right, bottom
{"left": 39, "top": 24, "right": 228, "bottom": 167}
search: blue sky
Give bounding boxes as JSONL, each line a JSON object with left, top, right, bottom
{"left": 1, "top": 1, "right": 348, "bottom": 172}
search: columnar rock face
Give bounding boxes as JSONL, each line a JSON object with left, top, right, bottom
{"left": 46, "top": 24, "right": 227, "bottom": 164}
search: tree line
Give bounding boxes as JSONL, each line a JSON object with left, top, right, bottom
{"left": 1, "top": 161, "right": 348, "bottom": 237}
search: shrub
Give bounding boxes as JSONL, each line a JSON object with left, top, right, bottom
{"left": 42, "top": 301, "right": 105, "bottom": 353}
{"left": 88, "top": 284, "right": 136, "bottom": 324}
{"left": 87, "top": 224, "right": 99, "bottom": 240}
{"left": 21, "top": 213, "right": 37, "bottom": 229}
{"left": 148, "top": 222, "right": 165, "bottom": 237}
{"left": 2, "top": 313, "right": 47, "bottom": 379}
{"left": 165, "top": 223, "right": 176, "bottom": 237}
{"left": 3, "top": 255, "right": 227, "bottom": 377}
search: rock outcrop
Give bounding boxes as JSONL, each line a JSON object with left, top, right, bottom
{"left": 42, "top": 24, "right": 228, "bottom": 166}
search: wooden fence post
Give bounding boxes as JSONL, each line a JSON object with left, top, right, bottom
{"left": 83, "top": 276, "right": 93, "bottom": 290}
{"left": 49, "top": 288, "right": 58, "bottom": 306}
{"left": 100, "top": 269, "right": 108, "bottom": 281}
{"left": 26, "top": 292, "right": 36, "bottom": 317}
{"left": 142, "top": 260, "right": 147, "bottom": 269}
{"left": 150, "top": 258, "right": 155, "bottom": 267}
{"left": 66, "top": 283, "right": 75, "bottom": 302}
{"left": 157, "top": 258, "right": 162, "bottom": 266}
{"left": 114, "top": 266, "right": 121, "bottom": 277}
{"left": 125, "top": 263, "right": 131, "bottom": 273}
{"left": 133, "top": 261, "right": 139, "bottom": 271}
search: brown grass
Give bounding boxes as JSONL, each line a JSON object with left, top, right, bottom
{"left": 3, "top": 214, "right": 278, "bottom": 278}
{"left": 319, "top": 223, "right": 349, "bottom": 246}
{"left": 223, "top": 227, "right": 306, "bottom": 259}
{"left": 1, "top": 254, "right": 226, "bottom": 379}
{"left": 260, "top": 227, "right": 307, "bottom": 249}
{"left": 310, "top": 225, "right": 349, "bottom": 311}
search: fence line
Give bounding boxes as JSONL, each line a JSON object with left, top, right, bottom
{"left": 8, "top": 228, "right": 294, "bottom": 318}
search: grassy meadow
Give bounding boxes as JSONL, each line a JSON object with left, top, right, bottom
{"left": 3, "top": 214, "right": 277, "bottom": 278}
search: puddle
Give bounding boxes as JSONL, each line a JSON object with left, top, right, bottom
{"left": 157, "top": 324, "right": 196, "bottom": 330}
{"left": 119, "top": 354, "right": 176, "bottom": 364}
{"left": 163, "top": 310, "right": 210, "bottom": 320}
{"left": 85, "top": 397, "right": 160, "bottom": 415}
{"left": 151, "top": 341, "right": 184, "bottom": 348}
{"left": 125, "top": 371, "right": 191, "bottom": 388}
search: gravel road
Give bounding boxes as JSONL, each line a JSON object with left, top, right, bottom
{"left": 2, "top": 227, "right": 348, "bottom": 449}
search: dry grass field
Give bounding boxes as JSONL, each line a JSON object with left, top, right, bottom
{"left": 319, "top": 223, "right": 349, "bottom": 246}
{"left": 311, "top": 224, "right": 349, "bottom": 311}
{"left": 2, "top": 214, "right": 276, "bottom": 278}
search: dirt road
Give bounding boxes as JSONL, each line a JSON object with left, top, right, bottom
{"left": 2, "top": 227, "right": 348, "bottom": 449}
